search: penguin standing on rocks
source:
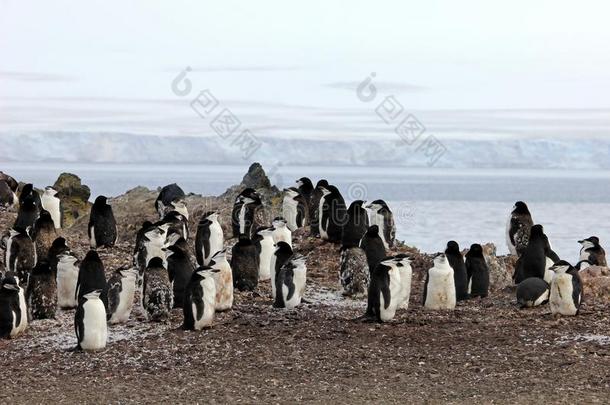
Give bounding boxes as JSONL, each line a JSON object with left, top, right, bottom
{"left": 282, "top": 187, "right": 309, "bottom": 231}
{"left": 142, "top": 257, "right": 173, "bottom": 321}
{"left": 48, "top": 237, "right": 70, "bottom": 272}
{"left": 339, "top": 246, "right": 369, "bottom": 298}
{"left": 5, "top": 228, "right": 36, "bottom": 287}
{"left": 232, "top": 188, "right": 262, "bottom": 238}
{"left": 208, "top": 249, "right": 233, "bottom": 311}
{"left": 14, "top": 197, "right": 39, "bottom": 230}
{"left": 26, "top": 260, "right": 57, "bottom": 320}
{"left": 195, "top": 211, "right": 224, "bottom": 266}
{"left": 310, "top": 179, "right": 329, "bottom": 237}
{"left": 253, "top": 227, "right": 274, "bottom": 281}
{"left": 88, "top": 196, "right": 117, "bottom": 248}
{"left": 166, "top": 244, "right": 195, "bottom": 308}
{"left": 391, "top": 254, "right": 413, "bottom": 309}
{"left": 514, "top": 225, "right": 548, "bottom": 284}
{"left": 365, "top": 257, "right": 403, "bottom": 322}
{"left": 516, "top": 277, "right": 550, "bottom": 308}
{"left": 359, "top": 225, "right": 386, "bottom": 275}
{"left": 183, "top": 267, "right": 218, "bottom": 330}
{"left": 506, "top": 201, "right": 534, "bottom": 256}
{"left": 423, "top": 253, "right": 456, "bottom": 310}
{"left": 76, "top": 250, "right": 108, "bottom": 310}
{"left": 40, "top": 187, "right": 62, "bottom": 228}
{"left": 270, "top": 242, "right": 293, "bottom": 300}
{"left": 75, "top": 290, "right": 107, "bottom": 351}
{"left": 296, "top": 177, "right": 314, "bottom": 210}
{"left": 157, "top": 210, "right": 189, "bottom": 240}
{"left": 549, "top": 261, "right": 582, "bottom": 316}
{"left": 133, "top": 221, "right": 154, "bottom": 265}
{"left": 578, "top": 236, "right": 607, "bottom": 267}
{"left": 342, "top": 200, "right": 369, "bottom": 248}
{"left": 106, "top": 268, "right": 138, "bottom": 324}
{"left": 319, "top": 185, "right": 347, "bottom": 243}
{"left": 445, "top": 241, "right": 469, "bottom": 301}
{"left": 155, "top": 183, "right": 186, "bottom": 219}
{"left": 56, "top": 252, "right": 80, "bottom": 309}
{"left": 19, "top": 184, "right": 41, "bottom": 207}
{"left": 271, "top": 217, "right": 292, "bottom": 247}
{"left": 136, "top": 224, "right": 168, "bottom": 276}
{"left": 231, "top": 236, "right": 260, "bottom": 292}
{"left": 0, "top": 274, "right": 26, "bottom": 339}
{"left": 167, "top": 200, "right": 189, "bottom": 220}
{"left": 33, "top": 210, "right": 57, "bottom": 260}
{"left": 0, "top": 181, "right": 17, "bottom": 208}
{"left": 465, "top": 244, "right": 489, "bottom": 298}
{"left": 273, "top": 255, "right": 307, "bottom": 309}
{"left": 366, "top": 200, "right": 396, "bottom": 249}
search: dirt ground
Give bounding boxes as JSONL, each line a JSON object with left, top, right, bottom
{"left": 1, "top": 208, "right": 610, "bottom": 404}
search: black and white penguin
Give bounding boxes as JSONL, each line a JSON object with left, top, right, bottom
{"left": 208, "top": 249, "right": 233, "bottom": 311}
{"left": 516, "top": 277, "right": 549, "bottom": 308}
{"left": 271, "top": 217, "right": 292, "bottom": 247}
{"left": 230, "top": 235, "right": 260, "bottom": 292}
{"left": 0, "top": 180, "right": 17, "bottom": 209}
{"left": 155, "top": 183, "right": 186, "bottom": 219}
{"left": 135, "top": 224, "right": 168, "bottom": 276}
{"left": 166, "top": 243, "right": 195, "bottom": 308}
{"left": 309, "top": 179, "right": 329, "bottom": 237}
{"left": 366, "top": 257, "right": 402, "bottom": 322}
{"left": 48, "top": 237, "right": 70, "bottom": 272}
{"left": 142, "top": 257, "right": 173, "bottom": 322}
{"left": 506, "top": 201, "right": 534, "bottom": 256}
{"left": 270, "top": 241, "right": 293, "bottom": 300}
{"left": 339, "top": 246, "right": 369, "bottom": 298}
{"left": 56, "top": 251, "right": 80, "bottom": 309}
{"left": 252, "top": 227, "right": 274, "bottom": 281}
{"left": 423, "top": 253, "right": 456, "bottom": 310}
{"left": 40, "top": 186, "right": 62, "bottom": 229}
{"left": 76, "top": 250, "right": 108, "bottom": 310}
{"left": 282, "top": 187, "right": 308, "bottom": 231}
{"left": 318, "top": 185, "right": 347, "bottom": 243}
{"left": 578, "top": 236, "right": 607, "bottom": 267}
{"left": 133, "top": 220, "right": 154, "bottom": 265}
{"left": 296, "top": 177, "right": 314, "bottom": 210}
{"left": 465, "top": 244, "right": 489, "bottom": 298}
{"left": 26, "top": 260, "right": 57, "bottom": 320}
{"left": 167, "top": 199, "right": 189, "bottom": 220}
{"left": 359, "top": 225, "right": 386, "bottom": 275}
{"left": 88, "top": 196, "right": 118, "bottom": 248}
{"left": 549, "top": 260, "right": 582, "bottom": 316}
{"left": 513, "top": 224, "right": 548, "bottom": 284}
{"left": 273, "top": 255, "right": 307, "bottom": 309}
{"left": 183, "top": 267, "right": 218, "bottom": 330}
{"left": 33, "top": 209, "right": 57, "bottom": 260}
{"left": 341, "top": 200, "right": 369, "bottom": 248}
{"left": 5, "top": 227, "right": 36, "bottom": 287}
{"left": 107, "top": 268, "right": 138, "bottom": 324}
{"left": 14, "top": 196, "right": 39, "bottom": 230}
{"left": 195, "top": 211, "right": 224, "bottom": 266}
{"left": 0, "top": 172, "right": 18, "bottom": 193}
{"left": 445, "top": 241, "right": 469, "bottom": 301}
{"left": 231, "top": 188, "right": 262, "bottom": 238}
{"left": 157, "top": 210, "right": 189, "bottom": 240}
{"left": 365, "top": 200, "right": 396, "bottom": 249}
{"left": 391, "top": 254, "right": 413, "bottom": 310}
{"left": 0, "top": 274, "right": 26, "bottom": 339}
{"left": 75, "top": 289, "right": 107, "bottom": 351}
{"left": 165, "top": 230, "right": 189, "bottom": 252}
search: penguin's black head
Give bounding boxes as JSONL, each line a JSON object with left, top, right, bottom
{"left": 275, "top": 241, "right": 293, "bottom": 255}
{"left": 20, "top": 183, "right": 34, "bottom": 197}
{"left": 84, "top": 250, "right": 102, "bottom": 264}
{"left": 467, "top": 243, "right": 483, "bottom": 257}
{"left": 147, "top": 257, "right": 165, "bottom": 269}
{"left": 94, "top": 196, "right": 108, "bottom": 206}
{"left": 530, "top": 224, "right": 544, "bottom": 238}
{"left": 141, "top": 220, "right": 153, "bottom": 229}
{"left": 349, "top": 200, "right": 366, "bottom": 210}
{"left": 166, "top": 243, "right": 185, "bottom": 256}
{"left": 315, "top": 179, "right": 329, "bottom": 189}
{"left": 296, "top": 177, "right": 313, "bottom": 188}
{"left": 38, "top": 209, "right": 52, "bottom": 221}
{"left": 579, "top": 236, "right": 600, "bottom": 245}
{"left": 21, "top": 198, "right": 36, "bottom": 210}
{"left": 445, "top": 240, "right": 460, "bottom": 254}
{"left": 513, "top": 201, "right": 530, "bottom": 214}
{"left": 366, "top": 225, "right": 379, "bottom": 236}
{"left": 238, "top": 188, "right": 256, "bottom": 200}
{"left": 1, "top": 272, "right": 20, "bottom": 291}
{"left": 51, "top": 237, "right": 67, "bottom": 250}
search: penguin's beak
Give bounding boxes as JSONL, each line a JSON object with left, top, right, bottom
{"left": 4, "top": 284, "right": 19, "bottom": 291}
{"left": 577, "top": 240, "right": 584, "bottom": 244}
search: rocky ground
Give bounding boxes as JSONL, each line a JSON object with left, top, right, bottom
{"left": 1, "top": 165, "right": 610, "bottom": 404}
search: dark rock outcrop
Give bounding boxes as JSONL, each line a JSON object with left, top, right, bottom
{"left": 53, "top": 173, "right": 91, "bottom": 228}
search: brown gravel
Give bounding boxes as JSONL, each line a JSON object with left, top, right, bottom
{"left": 1, "top": 204, "right": 610, "bottom": 404}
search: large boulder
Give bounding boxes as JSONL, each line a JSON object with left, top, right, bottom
{"left": 53, "top": 173, "right": 91, "bottom": 228}
{"left": 482, "top": 243, "right": 515, "bottom": 291}
{"left": 579, "top": 266, "right": 610, "bottom": 302}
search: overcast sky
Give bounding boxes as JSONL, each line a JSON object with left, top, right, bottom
{"left": 1, "top": 0, "right": 610, "bottom": 138}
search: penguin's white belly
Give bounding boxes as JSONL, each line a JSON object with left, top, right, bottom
{"left": 9, "top": 311, "right": 18, "bottom": 337}
{"left": 372, "top": 212, "right": 389, "bottom": 249}
{"left": 258, "top": 239, "right": 274, "bottom": 280}
{"left": 42, "top": 196, "right": 61, "bottom": 228}
{"left": 110, "top": 279, "right": 136, "bottom": 323}
{"left": 239, "top": 204, "right": 247, "bottom": 234}
{"left": 204, "top": 223, "right": 224, "bottom": 265}
{"left": 505, "top": 216, "right": 516, "bottom": 255}
{"left": 282, "top": 199, "right": 299, "bottom": 231}
{"left": 379, "top": 271, "right": 402, "bottom": 321}
{"left": 379, "top": 292, "right": 397, "bottom": 322}
{"left": 270, "top": 256, "right": 277, "bottom": 299}
{"left": 398, "top": 267, "right": 413, "bottom": 309}
{"left": 543, "top": 269, "right": 555, "bottom": 284}
{"left": 194, "top": 280, "right": 216, "bottom": 329}
{"left": 550, "top": 275, "right": 578, "bottom": 316}
{"left": 282, "top": 284, "right": 302, "bottom": 309}
{"left": 145, "top": 243, "right": 166, "bottom": 266}
{"left": 89, "top": 226, "right": 97, "bottom": 248}
{"left": 273, "top": 228, "right": 292, "bottom": 247}
{"left": 57, "top": 265, "right": 79, "bottom": 308}
{"left": 425, "top": 269, "right": 456, "bottom": 310}
{"left": 81, "top": 300, "right": 108, "bottom": 350}
{"left": 213, "top": 263, "right": 233, "bottom": 311}
{"left": 17, "top": 289, "right": 27, "bottom": 333}
{"left": 5, "top": 236, "right": 13, "bottom": 272}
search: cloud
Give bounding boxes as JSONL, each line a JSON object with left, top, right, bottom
{"left": 0, "top": 71, "right": 74, "bottom": 82}
{"left": 164, "top": 65, "right": 301, "bottom": 73}
{"left": 325, "top": 81, "right": 426, "bottom": 93}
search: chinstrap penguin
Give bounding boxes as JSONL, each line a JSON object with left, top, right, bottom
{"left": 273, "top": 255, "right": 307, "bottom": 309}
{"left": 88, "top": 196, "right": 118, "bottom": 248}
{"left": 75, "top": 289, "right": 107, "bottom": 351}
{"left": 445, "top": 241, "right": 469, "bottom": 301}
{"left": 231, "top": 235, "right": 260, "bottom": 292}
{"left": 195, "top": 211, "right": 224, "bottom": 266}
{"left": 107, "top": 268, "right": 138, "bottom": 324}
{"left": 142, "top": 257, "right": 173, "bottom": 322}
{"left": 366, "top": 200, "right": 395, "bottom": 249}
{"left": 27, "top": 260, "right": 57, "bottom": 320}
{"left": 208, "top": 249, "right": 233, "bottom": 311}
{"left": 40, "top": 186, "right": 62, "bottom": 229}
{"left": 516, "top": 277, "right": 549, "bottom": 308}
{"left": 282, "top": 187, "right": 308, "bottom": 231}
{"left": 549, "top": 260, "right": 582, "bottom": 316}
{"left": 506, "top": 201, "right": 533, "bottom": 256}
{"left": 183, "top": 267, "right": 218, "bottom": 330}
{"left": 465, "top": 244, "right": 489, "bottom": 298}
{"left": 423, "top": 253, "right": 456, "bottom": 310}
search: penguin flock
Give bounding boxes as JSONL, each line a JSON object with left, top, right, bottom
{"left": 0, "top": 174, "right": 606, "bottom": 350}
